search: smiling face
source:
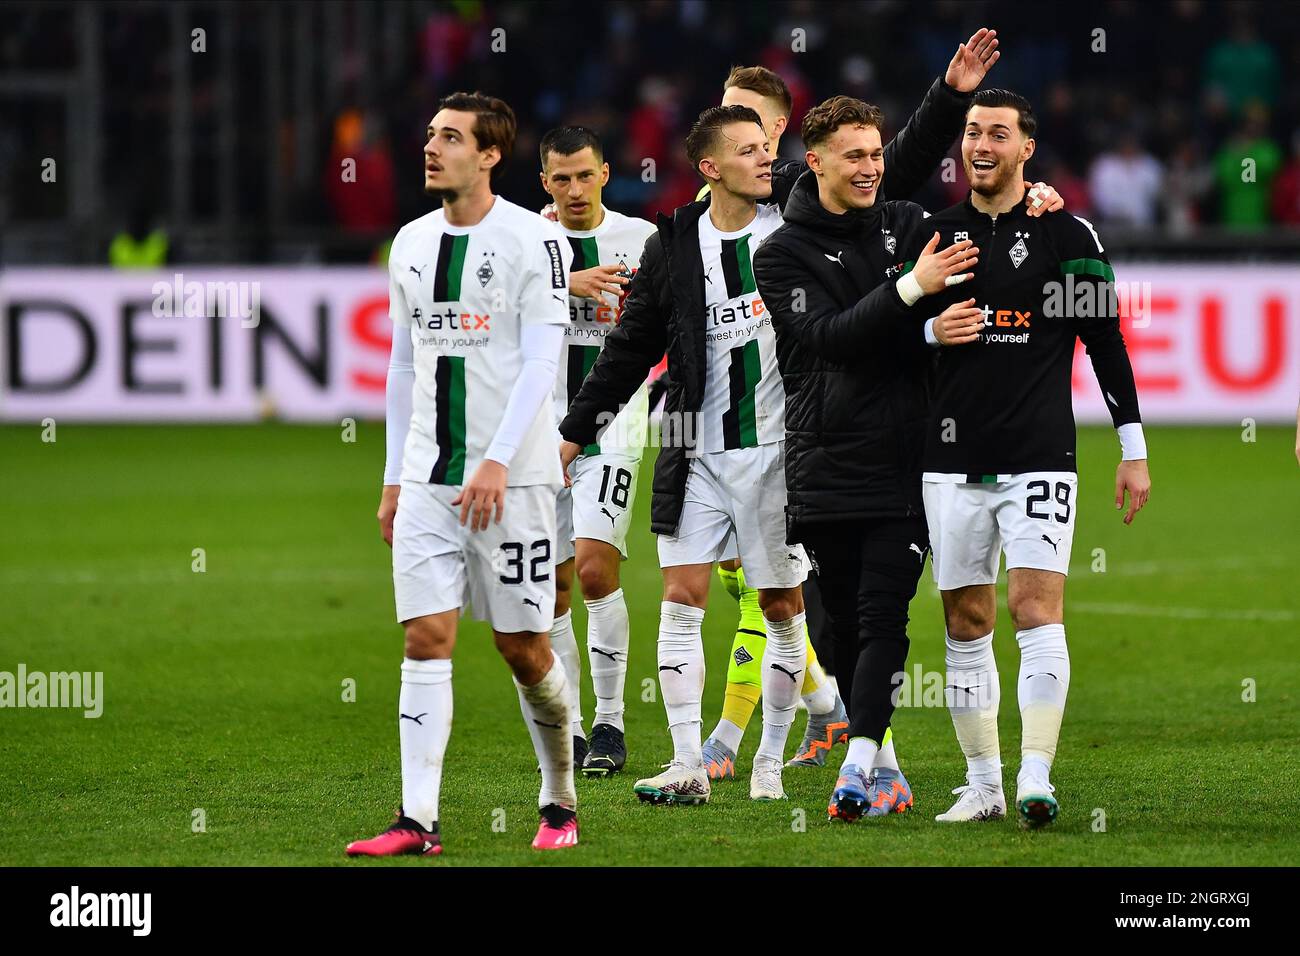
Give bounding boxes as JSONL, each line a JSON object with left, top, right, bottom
{"left": 540, "top": 146, "right": 609, "bottom": 231}
{"left": 699, "top": 120, "right": 773, "bottom": 201}
{"left": 962, "top": 105, "right": 1034, "bottom": 197}
{"left": 423, "top": 108, "right": 497, "bottom": 196}
{"left": 810, "top": 123, "right": 884, "bottom": 213}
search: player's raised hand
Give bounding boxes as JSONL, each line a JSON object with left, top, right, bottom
{"left": 912, "top": 232, "right": 980, "bottom": 295}
{"left": 377, "top": 484, "right": 400, "bottom": 547}
{"left": 1115, "top": 459, "right": 1151, "bottom": 525}
{"left": 934, "top": 299, "right": 983, "bottom": 346}
{"left": 570, "top": 264, "right": 629, "bottom": 301}
{"left": 1024, "top": 181, "right": 1065, "bottom": 217}
{"left": 945, "top": 28, "right": 1000, "bottom": 93}
{"left": 453, "top": 460, "right": 508, "bottom": 532}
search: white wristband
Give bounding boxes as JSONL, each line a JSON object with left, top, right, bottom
{"left": 896, "top": 271, "right": 924, "bottom": 307}
{"left": 1117, "top": 422, "right": 1147, "bottom": 460}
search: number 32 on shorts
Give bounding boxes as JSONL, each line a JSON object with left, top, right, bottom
{"left": 1025, "top": 479, "right": 1073, "bottom": 523}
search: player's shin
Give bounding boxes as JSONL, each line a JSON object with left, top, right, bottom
{"left": 549, "top": 609, "right": 585, "bottom": 738}
{"left": 945, "top": 632, "right": 1002, "bottom": 790}
{"left": 516, "top": 657, "right": 576, "bottom": 808}
{"left": 586, "top": 588, "right": 630, "bottom": 732}
{"left": 658, "top": 602, "right": 707, "bottom": 767}
{"left": 755, "top": 613, "right": 806, "bottom": 762}
{"left": 399, "top": 658, "right": 453, "bottom": 831}
{"left": 1016, "top": 623, "right": 1070, "bottom": 777}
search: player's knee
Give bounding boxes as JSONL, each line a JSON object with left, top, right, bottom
{"left": 494, "top": 631, "right": 548, "bottom": 681}
{"left": 576, "top": 556, "right": 618, "bottom": 600}
{"left": 757, "top": 588, "right": 802, "bottom": 622}
{"left": 662, "top": 581, "right": 708, "bottom": 609}
{"left": 1008, "top": 596, "right": 1062, "bottom": 631}
{"left": 403, "top": 618, "right": 452, "bottom": 660}
{"left": 945, "top": 604, "right": 995, "bottom": 641}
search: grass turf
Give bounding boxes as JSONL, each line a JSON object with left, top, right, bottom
{"left": 0, "top": 423, "right": 1297, "bottom": 866}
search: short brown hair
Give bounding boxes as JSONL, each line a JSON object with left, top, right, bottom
{"left": 801, "top": 95, "right": 884, "bottom": 149}
{"left": 438, "top": 91, "right": 516, "bottom": 180}
{"left": 969, "top": 88, "right": 1037, "bottom": 138}
{"left": 723, "top": 65, "right": 793, "bottom": 119}
{"left": 685, "top": 105, "right": 764, "bottom": 174}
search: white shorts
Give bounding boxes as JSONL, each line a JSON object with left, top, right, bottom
{"left": 556, "top": 452, "right": 640, "bottom": 565}
{"left": 922, "top": 472, "right": 1078, "bottom": 590}
{"left": 393, "top": 480, "right": 558, "bottom": 633}
{"left": 657, "top": 444, "right": 808, "bottom": 590}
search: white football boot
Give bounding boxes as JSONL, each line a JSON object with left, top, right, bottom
{"left": 749, "top": 756, "right": 787, "bottom": 801}
{"left": 935, "top": 783, "right": 1007, "bottom": 822}
{"left": 1015, "top": 764, "right": 1059, "bottom": 829}
{"left": 632, "top": 762, "right": 710, "bottom": 805}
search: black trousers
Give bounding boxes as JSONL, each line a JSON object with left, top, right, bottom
{"left": 801, "top": 515, "right": 928, "bottom": 746}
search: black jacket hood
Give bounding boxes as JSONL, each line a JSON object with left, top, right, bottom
{"left": 783, "top": 168, "right": 883, "bottom": 238}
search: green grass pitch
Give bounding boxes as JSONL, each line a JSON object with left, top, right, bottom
{"left": 1, "top": 423, "right": 1297, "bottom": 866}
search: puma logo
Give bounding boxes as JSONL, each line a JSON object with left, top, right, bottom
{"left": 523, "top": 597, "right": 541, "bottom": 610}
{"left": 532, "top": 719, "right": 561, "bottom": 729}
{"left": 823, "top": 250, "right": 847, "bottom": 268}
{"left": 1040, "top": 534, "right": 1060, "bottom": 554}
{"left": 909, "top": 543, "right": 925, "bottom": 561}
{"left": 770, "top": 663, "right": 802, "bottom": 683}
{"left": 601, "top": 506, "right": 617, "bottom": 526}
{"left": 591, "top": 647, "right": 620, "bottom": 661}
{"left": 400, "top": 712, "right": 428, "bottom": 724}
{"left": 409, "top": 265, "right": 426, "bottom": 280}
{"left": 658, "top": 663, "right": 686, "bottom": 674}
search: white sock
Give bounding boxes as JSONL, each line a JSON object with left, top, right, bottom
{"left": 756, "top": 612, "right": 805, "bottom": 763}
{"left": 874, "top": 730, "right": 900, "bottom": 772}
{"left": 710, "top": 718, "right": 744, "bottom": 753}
{"left": 658, "top": 601, "right": 706, "bottom": 767}
{"left": 549, "top": 609, "right": 584, "bottom": 739}
{"left": 399, "top": 658, "right": 453, "bottom": 831}
{"left": 843, "top": 736, "right": 879, "bottom": 773}
{"left": 945, "top": 632, "right": 1002, "bottom": 791}
{"left": 516, "top": 657, "right": 576, "bottom": 808}
{"left": 586, "top": 588, "right": 630, "bottom": 733}
{"left": 1017, "top": 623, "right": 1070, "bottom": 770}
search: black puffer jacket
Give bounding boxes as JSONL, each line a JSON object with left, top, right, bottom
{"left": 753, "top": 170, "right": 933, "bottom": 540}
{"left": 561, "top": 76, "right": 972, "bottom": 537}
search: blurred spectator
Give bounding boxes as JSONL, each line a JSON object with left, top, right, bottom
{"left": 1213, "top": 103, "right": 1282, "bottom": 228}
{"left": 1162, "top": 138, "right": 1214, "bottom": 235}
{"left": 1270, "top": 129, "right": 1300, "bottom": 225}
{"left": 325, "top": 109, "right": 396, "bottom": 233}
{"left": 1088, "top": 133, "right": 1163, "bottom": 227}
{"left": 1040, "top": 153, "right": 1092, "bottom": 218}
{"left": 1204, "top": 17, "right": 1280, "bottom": 116}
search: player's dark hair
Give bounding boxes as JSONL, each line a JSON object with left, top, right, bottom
{"left": 723, "top": 65, "right": 793, "bottom": 119}
{"left": 969, "top": 88, "right": 1037, "bottom": 138}
{"left": 539, "top": 126, "right": 604, "bottom": 168}
{"left": 685, "top": 105, "right": 765, "bottom": 175}
{"left": 801, "top": 95, "right": 885, "bottom": 149}
{"left": 438, "top": 91, "right": 516, "bottom": 181}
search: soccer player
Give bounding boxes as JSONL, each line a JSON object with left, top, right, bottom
{"left": 754, "top": 93, "right": 1063, "bottom": 821}
{"left": 560, "top": 105, "right": 809, "bottom": 803}
{"left": 902, "top": 89, "right": 1150, "bottom": 827}
{"left": 538, "top": 126, "right": 657, "bottom": 777}
{"left": 347, "top": 92, "right": 580, "bottom": 856}
{"left": 699, "top": 31, "right": 1009, "bottom": 778}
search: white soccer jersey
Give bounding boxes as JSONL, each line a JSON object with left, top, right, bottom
{"left": 697, "top": 202, "right": 785, "bottom": 453}
{"left": 388, "top": 197, "right": 572, "bottom": 487}
{"left": 553, "top": 206, "right": 657, "bottom": 457}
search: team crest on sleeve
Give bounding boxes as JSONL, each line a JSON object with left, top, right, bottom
{"left": 1009, "top": 232, "right": 1029, "bottom": 269}
{"left": 544, "top": 239, "right": 565, "bottom": 288}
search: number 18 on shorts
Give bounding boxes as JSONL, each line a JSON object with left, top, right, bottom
{"left": 923, "top": 472, "right": 1078, "bottom": 590}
